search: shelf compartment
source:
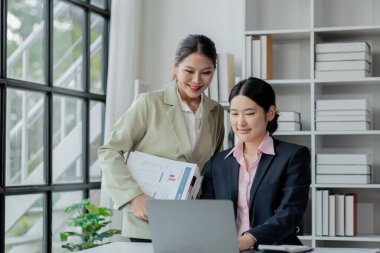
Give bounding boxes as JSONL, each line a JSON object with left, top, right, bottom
{"left": 245, "top": 0, "right": 311, "bottom": 31}
{"left": 274, "top": 85, "right": 311, "bottom": 131}
{"left": 314, "top": 0, "right": 380, "bottom": 28}
{"left": 314, "top": 83, "right": 380, "bottom": 131}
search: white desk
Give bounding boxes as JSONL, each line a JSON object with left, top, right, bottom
{"left": 80, "top": 242, "right": 380, "bottom": 253}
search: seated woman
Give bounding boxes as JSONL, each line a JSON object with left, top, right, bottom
{"left": 201, "top": 77, "right": 311, "bottom": 251}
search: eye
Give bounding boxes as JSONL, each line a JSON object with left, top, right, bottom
{"left": 202, "top": 71, "right": 212, "bottom": 75}
{"left": 185, "top": 70, "right": 194, "bottom": 74}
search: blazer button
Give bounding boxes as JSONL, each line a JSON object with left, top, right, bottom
{"left": 172, "top": 148, "right": 178, "bottom": 154}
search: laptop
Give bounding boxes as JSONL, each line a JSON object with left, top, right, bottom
{"left": 146, "top": 199, "right": 257, "bottom": 253}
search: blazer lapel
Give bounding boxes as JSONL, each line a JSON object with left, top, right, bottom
{"left": 249, "top": 153, "right": 275, "bottom": 207}
{"left": 229, "top": 156, "right": 240, "bottom": 216}
{"left": 164, "top": 82, "right": 192, "bottom": 161}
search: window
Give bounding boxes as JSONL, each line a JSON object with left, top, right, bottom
{"left": 1, "top": 1, "right": 110, "bottom": 252}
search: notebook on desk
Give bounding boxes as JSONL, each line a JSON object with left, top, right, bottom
{"left": 146, "top": 199, "right": 258, "bottom": 253}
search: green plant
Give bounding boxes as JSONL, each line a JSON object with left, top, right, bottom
{"left": 60, "top": 199, "right": 121, "bottom": 252}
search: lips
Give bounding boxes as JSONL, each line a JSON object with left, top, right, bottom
{"left": 188, "top": 84, "right": 202, "bottom": 93}
{"left": 238, "top": 128, "right": 251, "bottom": 134}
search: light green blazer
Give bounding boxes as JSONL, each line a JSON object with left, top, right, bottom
{"left": 98, "top": 81, "right": 225, "bottom": 239}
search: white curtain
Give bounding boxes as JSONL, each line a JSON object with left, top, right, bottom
{"left": 100, "top": 0, "right": 143, "bottom": 232}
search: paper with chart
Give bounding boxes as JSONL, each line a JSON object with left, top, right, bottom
{"left": 126, "top": 151, "right": 201, "bottom": 200}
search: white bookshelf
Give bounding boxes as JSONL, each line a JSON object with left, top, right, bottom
{"left": 244, "top": 0, "right": 380, "bottom": 248}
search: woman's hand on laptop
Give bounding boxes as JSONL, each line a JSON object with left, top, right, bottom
{"left": 238, "top": 232, "right": 256, "bottom": 251}
{"left": 130, "top": 193, "right": 151, "bottom": 221}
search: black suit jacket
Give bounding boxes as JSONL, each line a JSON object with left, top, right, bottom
{"left": 201, "top": 138, "right": 311, "bottom": 246}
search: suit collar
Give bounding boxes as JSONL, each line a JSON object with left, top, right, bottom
{"left": 163, "top": 81, "right": 219, "bottom": 162}
{"left": 249, "top": 153, "right": 275, "bottom": 207}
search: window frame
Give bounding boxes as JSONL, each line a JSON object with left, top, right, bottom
{"left": 0, "top": 0, "right": 110, "bottom": 252}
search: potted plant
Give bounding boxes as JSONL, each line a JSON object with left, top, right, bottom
{"left": 60, "top": 199, "right": 121, "bottom": 252}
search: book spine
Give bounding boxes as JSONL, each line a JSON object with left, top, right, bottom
{"left": 344, "top": 193, "right": 357, "bottom": 236}
{"left": 329, "top": 194, "right": 336, "bottom": 236}
{"left": 316, "top": 165, "right": 371, "bottom": 175}
{"left": 316, "top": 153, "right": 371, "bottom": 165}
{"left": 315, "top": 41, "right": 370, "bottom": 53}
{"left": 316, "top": 121, "right": 371, "bottom": 131}
{"left": 336, "top": 194, "right": 345, "bottom": 236}
{"left": 316, "top": 175, "right": 371, "bottom": 184}
{"left": 315, "top": 99, "right": 370, "bottom": 111}
{"left": 315, "top": 60, "right": 371, "bottom": 71}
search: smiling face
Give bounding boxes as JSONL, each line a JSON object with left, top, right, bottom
{"left": 230, "top": 95, "right": 275, "bottom": 145}
{"left": 173, "top": 52, "right": 214, "bottom": 103}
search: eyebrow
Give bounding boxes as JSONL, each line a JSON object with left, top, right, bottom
{"left": 230, "top": 108, "right": 256, "bottom": 112}
{"left": 184, "top": 66, "right": 213, "bottom": 70}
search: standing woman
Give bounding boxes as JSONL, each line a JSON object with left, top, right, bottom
{"left": 97, "top": 34, "right": 224, "bottom": 241}
{"left": 202, "top": 77, "right": 311, "bottom": 251}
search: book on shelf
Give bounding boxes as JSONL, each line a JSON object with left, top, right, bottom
{"left": 126, "top": 151, "right": 201, "bottom": 200}
{"left": 315, "top": 114, "right": 371, "bottom": 122}
{"left": 316, "top": 174, "right": 371, "bottom": 184}
{"left": 316, "top": 109, "right": 370, "bottom": 117}
{"left": 278, "top": 111, "right": 300, "bottom": 122}
{"left": 315, "top": 99, "right": 370, "bottom": 111}
{"left": 260, "top": 35, "right": 273, "bottom": 80}
{"left": 315, "top": 41, "right": 371, "bottom": 54}
{"left": 208, "top": 62, "right": 219, "bottom": 101}
{"left": 329, "top": 194, "right": 336, "bottom": 237}
{"left": 315, "top": 60, "right": 371, "bottom": 71}
{"left": 223, "top": 110, "right": 232, "bottom": 150}
{"left": 252, "top": 38, "right": 261, "bottom": 78}
{"left": 316, "top": 51, "right": 372, "bottom": 62}
{"left": 245, "top": 35, "right": 252, "bottom": 77}
{"left": 316, "top": 164, "right": 371, "bottom": 175}
{"left": 316, "top": 190, "right": 323, "bottom": 236}
{"left": 317, "top": 69, "right": 372, "bottom": 79}
{"left": 316, "top": 153, "right": 372, "bottom": 165}
{"left": 217, "top": 53, "right": 235, "bottom": 103}
{"left": 336, "top": 194, "right": 345, "bottom": 236}
{"left": 315, "top": 69, "right": 371, "bottom": 79}
{"left": 316, "top": 121, "right": 371, "bottom": 131}
{"left": 277, "top": 122, "right": 301, "bottom": 132}
{"left": 322, "top": 190, "right": 330, "bottom": 236}
{"left": 345, "top": 193, "right": 357, "bottom": 237}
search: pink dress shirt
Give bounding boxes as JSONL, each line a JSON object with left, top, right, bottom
{"left": 224, "top": 132, "right": 275, "bottom": 236}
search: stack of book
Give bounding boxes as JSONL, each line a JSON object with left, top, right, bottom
{"left": 315, "top": 41, "right": 372, "bottom": 79}
{"left": 245, "top": 35, "right": 273, "bottom": 79}
{"left": 277, "top": 111, "right": 301, "bottom": 131}
{"left": 316, "top": 153, "right": 372, "bottom": 184}
{"left": 316, "top": 190, "right": 357, "bottom": 237}
{"left": 315, "top": 99, "right": 372, "bottom": 131}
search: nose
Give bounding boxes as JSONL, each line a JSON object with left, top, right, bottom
{"left": 237, "top": 114, "right": 246, "bottom": 126}
{"left": 192, "top": 72, "right": 201, "bottom": 84}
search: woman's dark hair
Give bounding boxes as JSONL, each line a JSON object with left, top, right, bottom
{"left": 229, "top": 77, "right": 279, "bottom": 134}
{"left": 174, "top": 34, "right": 217, "bottom": 68}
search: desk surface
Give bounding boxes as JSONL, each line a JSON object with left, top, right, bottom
{"left": 80, "top": 242, "right": 380, "bottom": 253}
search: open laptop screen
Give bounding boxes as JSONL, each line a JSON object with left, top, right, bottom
{"left": 146, "top": 199, "right": 242, "bottom": 253}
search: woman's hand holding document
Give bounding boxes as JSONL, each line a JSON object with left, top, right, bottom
{"left": 126, "top": 151, "right": 202, "bottom": 201}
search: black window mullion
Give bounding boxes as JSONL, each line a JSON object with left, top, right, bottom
{"left": 1, "top": 0, "right": 6, "bottom": 77}
{"left": 83, "top": 5, "right": 90, "bottom": 185}
{"left": 0, "top": 4, "right": 6, "bottom": 253}
{"left": 45, "top": 0, "right": 53, "bottom": 252}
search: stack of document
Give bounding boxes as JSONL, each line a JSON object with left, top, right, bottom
{"left": 127, "top": 151, "right": 202, "bottom": 200}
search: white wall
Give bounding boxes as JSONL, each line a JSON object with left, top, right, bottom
{"left": 139, "top": 0, "right": 244, "bottom": 90}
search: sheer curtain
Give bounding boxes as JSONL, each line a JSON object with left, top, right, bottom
{"left": 100, "top": 0, "right": 142, "bottom": 232}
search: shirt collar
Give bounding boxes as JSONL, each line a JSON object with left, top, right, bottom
{"left": 224, "top": 132, "right": 275, "bottom": 159}
{"left": 176, "top": 88, "right": 203, "bottom": 118}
